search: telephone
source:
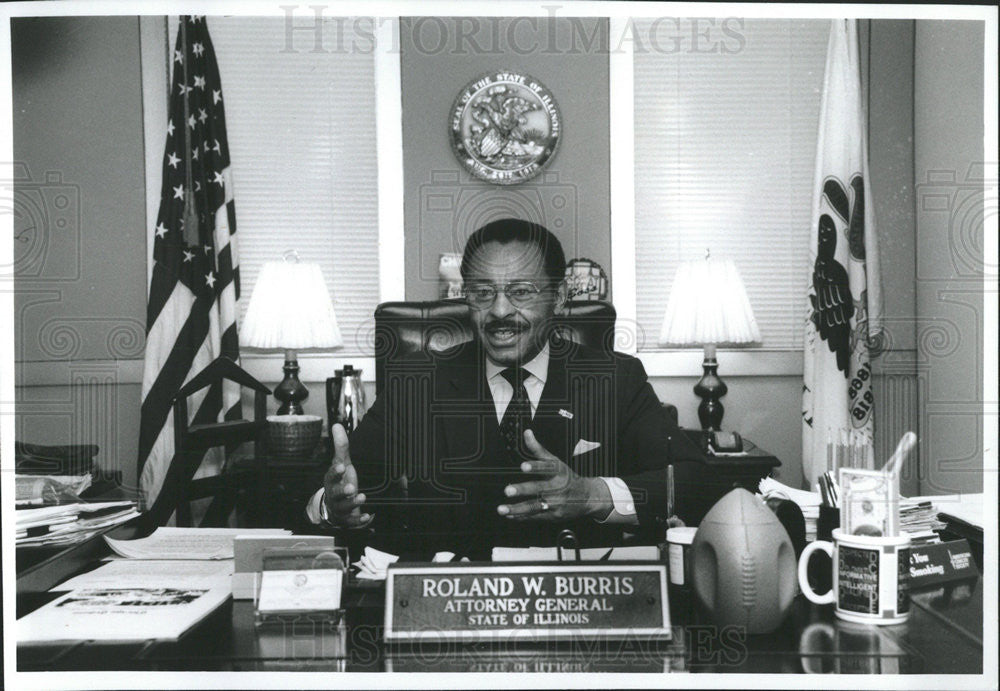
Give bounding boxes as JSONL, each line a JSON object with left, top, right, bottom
{"left": 708, "top": 430, "right": 744, "bottom": 454}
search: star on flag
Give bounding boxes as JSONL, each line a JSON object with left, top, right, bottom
{"left": 172, "top": 184, "right": 184, "bottom": 200}
{"left": 193, "top": 42, "right": 204, "bottom": 57}
{"left": 167, "top": 152, "right": 181, "bottom": 168}
{"left": 194, "top": 75, "right": 206, "bottom": 89}
{"left": 212, "top": 90, "right": 222, "bottom": 104}
{"left": 155, "top": 223, "right": 168, "bottom": 238}
{"left": 205, "top": 273, "right": 217, "bottom": 288}
{"left": 183, "top": 250, "right": 195, "bottom": 262}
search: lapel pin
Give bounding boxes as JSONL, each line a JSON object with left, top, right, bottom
{"left": 558, "top": 409, "right": 574, "bottom": 419}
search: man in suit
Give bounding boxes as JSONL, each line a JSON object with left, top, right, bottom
{"left": 307, "top": 219, "right": 704, "bottom": 557}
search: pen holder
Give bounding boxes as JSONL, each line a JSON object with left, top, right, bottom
{"left": 817, "top": 505, "right": 840, "bottom": 542}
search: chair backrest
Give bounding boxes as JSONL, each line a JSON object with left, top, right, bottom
{"left": 373, "top": 299, "right": 617, "bottom": 395}
{"left": 140, "top": 357, "right": 271, "bottom": 529}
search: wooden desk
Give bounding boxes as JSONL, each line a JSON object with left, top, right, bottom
{"left": 16, "top": 529, "right": 983, "bottom": 675}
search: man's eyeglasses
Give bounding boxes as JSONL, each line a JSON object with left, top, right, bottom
{"left": 464, "top": 281, "right": 555, "bottom": 309}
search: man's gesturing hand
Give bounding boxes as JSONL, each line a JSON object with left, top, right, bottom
{"left": 497, "top": 430, "right": 612, "bottom": 522}
{"left": 322, "top": 423, "right": 372, "bottom": 528}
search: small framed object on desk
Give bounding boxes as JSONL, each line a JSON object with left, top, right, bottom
{"left": 255, "top": 546, "right": 348, "bottom": 628}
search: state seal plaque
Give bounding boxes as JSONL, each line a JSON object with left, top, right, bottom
{"left": 450, "top": 71, "right": 560, "bottom": 185}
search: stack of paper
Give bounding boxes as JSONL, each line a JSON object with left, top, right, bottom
{"left": 16, "top": 501, "right": 139, "bottom": 547}
{"left": 106, "top": 527, "right": 290, "bottom": 560}
{"left": 353, "top": 546, "right": 399, "bottom": 580}
{"left": 899, "top": 501, "right": 947, "bottom": 544}
{"left": 759, "top": 477, "right": 822, "bottom": 542}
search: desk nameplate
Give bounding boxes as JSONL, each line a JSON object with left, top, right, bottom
{"left": 384, "top": 562, "right": 670, "bottom": 643}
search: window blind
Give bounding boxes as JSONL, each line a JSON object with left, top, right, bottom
{"left": 170, "top": 17, "right": 380, "bottom": 355}
{"left": 633, "top": 19, "right": 828, "bottom": 350}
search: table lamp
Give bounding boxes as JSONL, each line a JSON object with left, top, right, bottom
{"left": 240, "top": 253, "right": 342, "bottom": 414}
{"left": 659, "top": 251, "right": 760, "bottom": 430}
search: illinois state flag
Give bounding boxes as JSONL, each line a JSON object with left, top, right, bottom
{"left": 802, "top": 19, "right": 883, "bottom": 487}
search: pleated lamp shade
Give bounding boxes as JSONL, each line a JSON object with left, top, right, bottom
{"left": 659, "top": 256, "right": 761, "bottom": 346}
{"left": 240, "top": 261, "right": 343, "bottom": 350}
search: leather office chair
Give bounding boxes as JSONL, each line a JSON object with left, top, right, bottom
{"left": 373, "top": 299, "right": 619, "bottom": 396}
{"left": 372, "top": 299, "right": 678, "bottom": 422}
{"left": 140, "top": 357, "right": 270, "bottom": 529}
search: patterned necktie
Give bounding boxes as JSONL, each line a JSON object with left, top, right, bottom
{"left": 499, "top": 367, "right": 532, "bottom": 460}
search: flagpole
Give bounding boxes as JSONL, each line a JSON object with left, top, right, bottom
{"left": 180, "top": 17, "right": 199, "bottom": 248}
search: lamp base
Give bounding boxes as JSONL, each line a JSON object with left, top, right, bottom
{"left": 274, "top": 351, "right": 309, "bottom": 415}
{"left": 694, "top": 344, "right": 727, "bottom": 431}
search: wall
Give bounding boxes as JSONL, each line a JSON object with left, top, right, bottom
{"left": 913, "top": 20, "right": 985, "bottom": 494}
{"left": 12, "top": 17, "right": 148, "bottom": 492}
{"left": 400, "top": 17, "right": 611, "bottom": 300}
{"left": 866, "top": 20, "right": 921, "bottom": 497}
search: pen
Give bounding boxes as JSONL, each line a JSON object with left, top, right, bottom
{"left": 667, "top": 464, "right": 675, "bottom": 520}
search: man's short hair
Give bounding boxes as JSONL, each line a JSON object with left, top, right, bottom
{"left": 460, "top": 218, "right": 567, "bottom": 284}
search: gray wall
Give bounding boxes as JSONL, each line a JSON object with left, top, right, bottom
{"left": 866, "top": 20, "right": 921, "bottom": 497}
{"left": 13, "top": 16, "right": 148, "bottom": 492}
{"left": 913, "top": 20, "right": 985, "bottom": 494}
{"left": 400, "top": 17, "right": 611, "bottom": 300}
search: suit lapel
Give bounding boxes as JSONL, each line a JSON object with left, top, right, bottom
{"left": 438, "top": 342, "right": 504, "bottom": 473}
{"left": 531, "top": 339, "right": 576, "bottom": 462}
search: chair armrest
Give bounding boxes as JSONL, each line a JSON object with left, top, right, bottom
{"left": 660, "top": 402, "right": 678, "bottom": 426}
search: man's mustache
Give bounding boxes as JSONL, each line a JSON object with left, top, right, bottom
{"left": 484, "top": 320, "right": 528, "bottom": 331}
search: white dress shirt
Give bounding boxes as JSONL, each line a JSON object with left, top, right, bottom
{"left": 307, "top": 345, "right": 638, "bottom": 525}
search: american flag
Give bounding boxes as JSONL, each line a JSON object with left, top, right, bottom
{"left": 138, "top": 16, "right": 241, "bottom": 511}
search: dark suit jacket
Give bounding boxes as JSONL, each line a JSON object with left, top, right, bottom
{"left": 350, "top": 338, "right": 705, "bottom": 559}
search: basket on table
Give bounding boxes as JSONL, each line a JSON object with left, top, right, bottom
{"left": 266, "top": 414, "right": 323, "bottom": 460}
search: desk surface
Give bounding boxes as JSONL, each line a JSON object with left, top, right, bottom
{"left": 16, "top": 529, "right": 983, "bottom": 675}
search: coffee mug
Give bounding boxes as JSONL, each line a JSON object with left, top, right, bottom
{"left": 798, "top": 528, "right": 911, "bottom": 625}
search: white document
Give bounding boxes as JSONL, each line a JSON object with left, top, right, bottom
{"left": 352, "top": 546, "right": 400, "bottom": 580}
{"left": 56, "top": 559, "right": 234, "bottom": 591}
{"left": 758, "top": 476, "right": 823, "bottom": 507}
{"left": 17, "top": 585, "right": 231, "bottom": 645}
{"left": 105, "top": 527, "right": 289, "bottom": 560}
